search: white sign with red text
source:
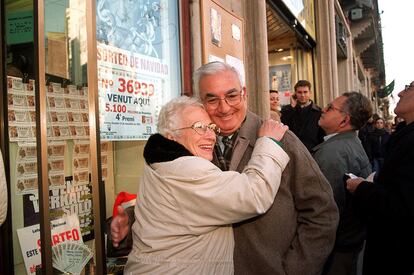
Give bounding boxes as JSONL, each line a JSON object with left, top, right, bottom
{"left": 97, "top": 43, "right": 168, "bottom": 140}
{"left": 17, "top": 214, "right": 83, "bottom": 275}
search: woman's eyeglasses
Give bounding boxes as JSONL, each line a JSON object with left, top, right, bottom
{"left": 173, "top": 121, "right": 221, "bottom": 135}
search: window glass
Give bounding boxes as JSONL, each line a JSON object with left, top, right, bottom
{"left": 5, "top": 1, "right": 181, "bottom": 273}
{"left": 96, "top": 0, "right": 181, "bottom": 140}
{"left": 6, "top": 0, "right": 97, "bottom": 273}
{"left": 95, "top": 1, "right": 181, "bottom": 273}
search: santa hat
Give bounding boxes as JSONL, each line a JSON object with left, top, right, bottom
{"left": 112, "top": 192, "right": 137, "bottom": 216}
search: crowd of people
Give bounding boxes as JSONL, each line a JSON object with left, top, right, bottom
{"left": 108, "top": 61, "right": 413, "bottom": 275}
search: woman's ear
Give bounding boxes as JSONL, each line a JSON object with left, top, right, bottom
{"left": 166, "top": 133, "right": 176, "bottom": 141}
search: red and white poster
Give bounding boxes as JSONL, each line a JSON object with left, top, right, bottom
{"left": 96, "top": 0, "right": 181, "bottom": 140}
{"left": 97, "top": 43, "right": 166, "bottom": 140}
{"left": 17, "top": 214, "right": 83, "bottom": 275}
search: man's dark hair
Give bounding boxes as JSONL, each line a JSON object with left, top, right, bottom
{"left": 294, "top": 80, "right": 311, "bottom": 91}
{"left": 342, "top": 92, "right": 373, "bottom": 130}
{"left": 269, "top": 89, "right": 278, "bottom": 94}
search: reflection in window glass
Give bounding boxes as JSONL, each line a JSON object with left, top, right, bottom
{"left": 7, "top": 0, "right": 96, "bottom": 274}
{"left": 96, "top": 0, "right": 181, "bottom": 141}
{"left": 44, "top": 1, "right": 96, "bottom": 274}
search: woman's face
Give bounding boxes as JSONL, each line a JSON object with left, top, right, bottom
{"left": 173, "top": 106, "right": 217, "bottom": 161}
{"left": 270, "top": 92, "right": 280, "bottom": 111}
{"left": 375, "top": 119, "right": 384, "bottom": 129}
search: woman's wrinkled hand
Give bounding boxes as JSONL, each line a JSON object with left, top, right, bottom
{"left": 258, "top": 119, "right": 289, "bottom": 141}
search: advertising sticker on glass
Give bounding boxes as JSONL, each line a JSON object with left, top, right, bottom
{"left": 96, "top": 0, "right": 181, "bottom": 140}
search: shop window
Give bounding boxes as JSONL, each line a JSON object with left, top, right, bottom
{"left": 96, "top": 0, "right": 181, "bottom": 141}
{"left": 4, "top": 0, "right": 182, "bottom": 274}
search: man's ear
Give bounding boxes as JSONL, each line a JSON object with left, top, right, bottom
{"left": 242, "top": 87, "right": 247, "bottom": 98}
{"left": 341, "top": 115, "right": 350, "bottom": 127}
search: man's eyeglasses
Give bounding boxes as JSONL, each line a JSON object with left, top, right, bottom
{"left": 325, "top": 103, "right": 347, "bottom": 114}
{"left": 404, "top": 84, "right": 414, "bottom": 92}
{"left": 203, "top": 90, "right": 244, "bottom": 110}
{"left": 173, "top": 121, "right": 221, "bottom": 135}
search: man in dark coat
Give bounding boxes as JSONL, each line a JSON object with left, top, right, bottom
{"left": 365, "top": 117, "right": 390, "bottom": 173}
{"left": 281, "top": 80, "right": 325, "bottom": 151}
{"left": 347, "top": 81, "right": 414, "bottom": 275}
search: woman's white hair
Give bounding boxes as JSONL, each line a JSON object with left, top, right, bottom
{"left": 157, "top": 96, "right": 204, "bottom": 137}
{"left": 193, "top": 61, "right": 243, "bottom": 97}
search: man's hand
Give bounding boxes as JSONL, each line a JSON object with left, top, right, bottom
{"left": 346, "top": 177, "right": 365, "bottom": 193}
{"left": 290, "top": 94, "right": 297, "bottom": 108}
{"left": 110, "top": 206, "right": 130, "bottom": 247}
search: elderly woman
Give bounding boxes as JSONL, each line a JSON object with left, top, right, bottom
{"left": 124, "top": 96, "right": 289, "bottom": 274}
{"left": 346, "top": 81, "right": 414, "bottom": 275}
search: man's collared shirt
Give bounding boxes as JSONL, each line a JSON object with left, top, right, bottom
{"left": 323, "top": 133, "right": 338, "bottom": 141}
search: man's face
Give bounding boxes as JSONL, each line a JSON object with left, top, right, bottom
{"left": 295, "top": 85, "right": 311, "bottom": 105}
{"left": 318, "top": 96, "right": 348, "bottom": 134}
{"left": 198, "top": 70, "right": 247, "bottom": 136}
{"left": 174, "top": 106, "right": 217, "bottom": 161}
{"left": 270, "top": 92, "right": 279, "bottom": 111}
{"left": 395, "top": 81, "right": 414, "bottom": 124}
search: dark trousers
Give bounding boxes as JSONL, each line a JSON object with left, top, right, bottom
{"left": 322, "top": 249, "right": 363, "bottom": 275}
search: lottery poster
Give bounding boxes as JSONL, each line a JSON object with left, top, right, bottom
{"left": 96, "top": 0, "right": 181, "bottom": 140}
{"left": 17, "top": 214, "right": 93, "bottom": 275}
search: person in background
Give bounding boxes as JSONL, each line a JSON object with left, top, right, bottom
{"left": 124, "top": 96, "right": 289, "bottom": 274}
{"left": 358, "top": 114, "right": 377, "bottom": 148}
{"left": 281, "top": 80, "right": 325, "bottom": 151}
{"left": 269, "top": 89, "right": 281, "bottom": 121}
{"left": 365, "top": 117, "right": 390, "bottom": 173}
{"left": 0, "top": 150, "right": 7, "bottom": 226}
{"left": 111, "top": 61, "right": 339, "bottom": 275}
{"left": 384, "top": 120, "right": 393, "bottom": 133}
{"left": 313, "top": 92, "right": 372, "bottom": 275}
{"left": 346, "top": 81, "right": 414, "bottom": 275}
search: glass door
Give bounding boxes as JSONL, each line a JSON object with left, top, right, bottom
{"left": 5, "top": 1, "right": 40, "bottom": 273}
{"left": 5, "top": 0, "right": 105, "bottom": 273}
